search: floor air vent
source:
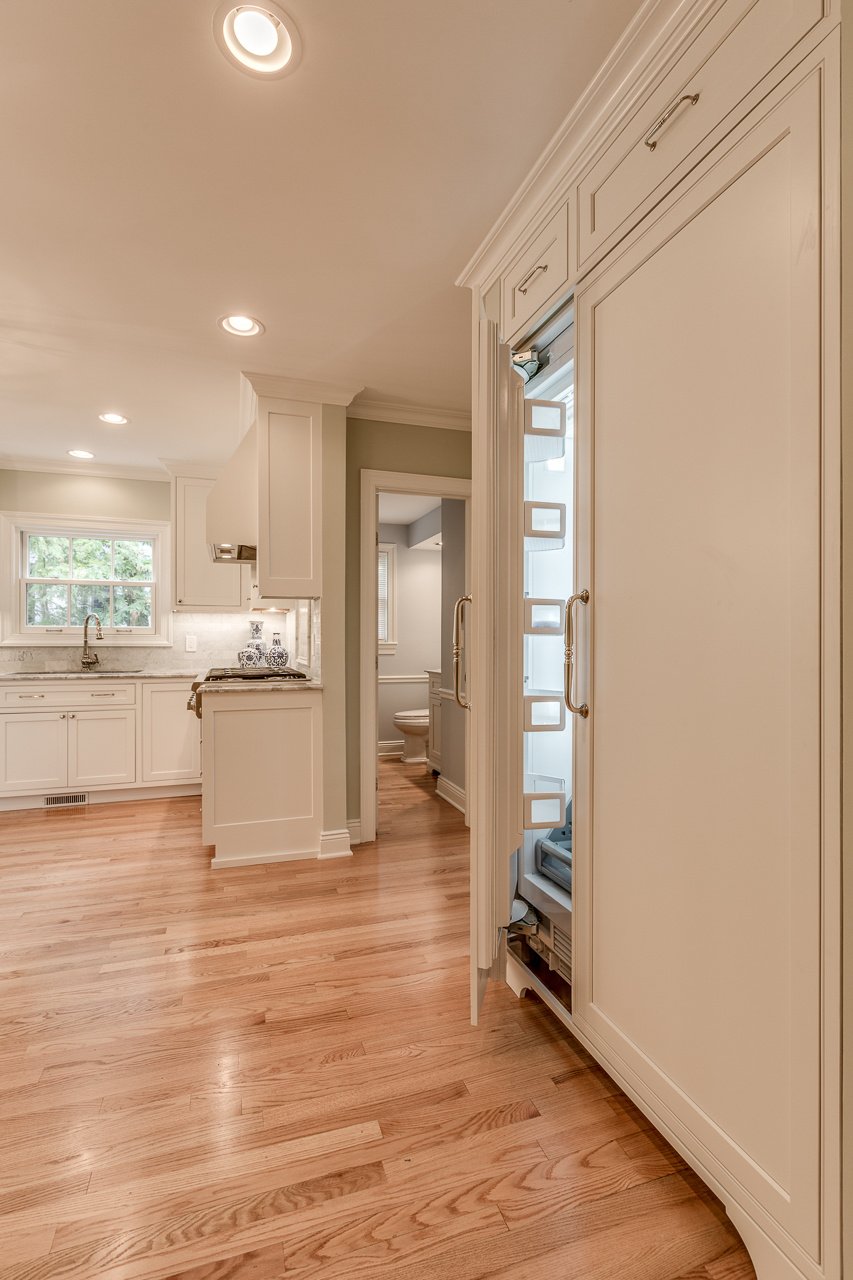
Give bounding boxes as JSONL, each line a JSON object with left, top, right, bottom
{"left": 44, "top": 793, "right": 88, "bottom": 808}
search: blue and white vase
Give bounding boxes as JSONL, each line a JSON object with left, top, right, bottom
{"left": 266, "top": 632, "right": 289, "bottom": 670}
{"left": 239, "top": 619, "right": 266, "bottom": 667}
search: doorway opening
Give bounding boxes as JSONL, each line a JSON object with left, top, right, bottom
{"left": 359, "top": 470, "right": 471, "bottom": 844}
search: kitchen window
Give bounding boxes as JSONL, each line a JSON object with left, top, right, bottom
{"left": 0, "top": 513, "right": 173, "bottom": 647}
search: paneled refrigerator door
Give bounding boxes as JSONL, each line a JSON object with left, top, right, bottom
{"left": 573, "top": 44, "right": 836, "bottom": 1262}
{"left": 469, "top": 324, "right": 523, "bottom": 1023}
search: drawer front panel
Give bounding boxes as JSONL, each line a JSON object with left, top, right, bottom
{"left": 0, "top": 683, "right": 136, "bottom": 709}
{"left": 577, "top": 0, "right": 827, "bottom": 272}
{"left": 502, "top": 202, "right": 570, "bottom": 343}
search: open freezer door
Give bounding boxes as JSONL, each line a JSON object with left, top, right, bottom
{"left": 468, "top": 320, "right": 523, "bottom": 1022}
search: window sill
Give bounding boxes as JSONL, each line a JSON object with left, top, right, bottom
{"left": 1, "top": 634, "right": 172, "bottom": 648}
{"left": 378, "top": 642, "right": 397, "bottom": 655}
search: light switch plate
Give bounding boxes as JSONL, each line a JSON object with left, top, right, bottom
{"left": 185, "top": 635, "right": 197, "bottom": 653}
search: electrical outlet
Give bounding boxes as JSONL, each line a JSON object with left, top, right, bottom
{"left": 185, "top": 634, "right": 197, "bottom": 653}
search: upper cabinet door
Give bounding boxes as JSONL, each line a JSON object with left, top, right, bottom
{"left": 575, "top": 0, "right": 829, "bottom": 276}
{"left": 175, "top": 476, "right": 246, "bottom": 611}
{"left": 573, "top": 40, "right": 837, "bottom": 1261}
{"left": 256, "top": 404, "right": 323, "bottom": 599}
{"left": 501, "top": 200, "right": 574, "bottom": 346}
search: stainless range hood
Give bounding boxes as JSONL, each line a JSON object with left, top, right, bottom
{"left": 207, "top": 424, "right": 258, "bottom": 563}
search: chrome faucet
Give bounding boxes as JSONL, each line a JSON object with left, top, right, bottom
{"left": 81, "top": 613, "right": 104, "bottom": 669}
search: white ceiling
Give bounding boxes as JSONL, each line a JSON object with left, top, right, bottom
{"left": 378, "top": 493, "right": 440, "bottom": 525}
{"left": 0, "top": 0, "right": 645, "bottom": 471}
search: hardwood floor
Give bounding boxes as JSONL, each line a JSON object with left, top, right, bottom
{"left": 0, "top": 761, "right": 754, "bottom": 1279}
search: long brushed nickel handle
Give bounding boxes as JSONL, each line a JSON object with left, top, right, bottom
{"left": 644, "top": 92, "right": 700, "bottom": 151}
{"left": 452, "top": 594, "right": 472, "bottom": 711}
{"left": 564, "top": 590, "right": 589, "bottom": 719}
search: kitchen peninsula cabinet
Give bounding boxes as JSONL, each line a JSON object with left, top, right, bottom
{"left": 198, "top": 679, "right": 326, "bottom": 867}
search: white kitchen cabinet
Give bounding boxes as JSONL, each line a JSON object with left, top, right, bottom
{"left": 0, "top": 713, "right": 67, "bottom": 792}
{"left": 142, "top": 681, "right": 201, "bottom": 782}
{"left": 256, "top": 405, "right": 323, "bottom": 599}
{"left": 572, "top": 43, "right": 833, "bottom": 1264}
{"left": 461, "top": 7, "right": 841, "bottom": 1279}
{"left": 67, "top": 709, "right": 136, "bottom": 787}
{"left": 174, "top": 475, "right": 250, "bottom": 611}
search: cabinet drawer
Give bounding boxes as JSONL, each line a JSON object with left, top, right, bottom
{"left": 576, "top": 0, "right": 827, "bottom": 272}
{"left": 502, "top": 201, "right": 571, "bottom": 343}
{"left": 0, "top": 682, "right": 136, "bottom": 709}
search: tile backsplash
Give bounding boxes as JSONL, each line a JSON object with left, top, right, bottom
{"left": 0, "top": 612, "right": 297, "bottom": 675}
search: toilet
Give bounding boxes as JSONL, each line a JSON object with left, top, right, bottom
{"left": 393, "top": 709, "right": 430, "bottom": 763}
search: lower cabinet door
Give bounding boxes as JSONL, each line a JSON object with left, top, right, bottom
{"left": 67, "top": 709, "right": 136, "bottom": 787}
{"left": 141, "top": 683, "right": 201, "bottom": 782}
{"left": 0, "top": 713, "right": 67, "bottom": 792}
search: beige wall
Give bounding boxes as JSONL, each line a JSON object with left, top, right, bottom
{"left": 0, "top": 468, "right": 170, "bottom": 520}
{"left": 841, "top": 8, "right": 851, "bottom": 1269}
{"left": 346, "top": 419, "right": 471, "bottom": 822}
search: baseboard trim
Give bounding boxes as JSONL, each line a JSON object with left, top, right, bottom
{"left": 436, "top": 775, "right": 466, "bottom": 814}
{"left": 378, "top": 739, "right": 404, "bottom": 757}
{"left": 211, "top": 847, "right": 321, "bottom": 869}
{"left": 347, "top": 818, "right": 363, "bottom": 846}
{"left": 319, "top": 828, "right": 353, "bottom": 859}
{"left": 0, "top": 783, "right": 202, "bottom": 812}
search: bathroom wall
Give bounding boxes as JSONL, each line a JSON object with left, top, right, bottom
{"left": 0, "top": 466, "right": 256, "bottom": 674}
{"left": 440, "top": 498, "right": 467, "bottom": 797}
{"left": 345, "top": 418, "right": 471, "bottom": 823}
{"left": 377, "top": 520, "right": 441, "bottom": 750}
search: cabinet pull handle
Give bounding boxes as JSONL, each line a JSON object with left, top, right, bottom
{"left": 91, "top": 692, "right": 116, "bottom": 698}
{"left": 19, "top": 693, "right": 45, "bottom": 699}
{"left": 564, "top": 590, "right": 590, "bottom": 719}
{"left": 452, "top": 594, "right": 472, "bottom": 711}
{"left": 644, "top": 92, "right": 700, "bottom": 151}
{"left": 517, "top": 263, "right": 548, "bottom": 296}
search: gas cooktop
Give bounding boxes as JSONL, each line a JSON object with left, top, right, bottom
{"left": 204, "top": 666, "right": 309, "bottom": 681}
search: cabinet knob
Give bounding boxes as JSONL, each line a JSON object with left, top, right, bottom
{"left": 178, "top": 598, "right": 183, "bottom": 604}
{"left": 59, "top": 713, "right": 66, "bottom": 720}
{"left": 68, "top": 713, "right": 76, "bottom": 720}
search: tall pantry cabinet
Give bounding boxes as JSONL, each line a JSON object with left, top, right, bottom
{"left": 459, "top": 4, "right": 843, "bottom": 1279}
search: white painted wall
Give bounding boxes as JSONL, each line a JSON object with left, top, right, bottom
{"left": 377, "top": 520, "right": 441, "bottom": 747}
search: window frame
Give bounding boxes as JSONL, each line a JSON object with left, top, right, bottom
{"left": 0, "top": 512, "right": 173, "bottom": 648}
{"left": 377, "top": 542, "right": 397, "bottom": 655}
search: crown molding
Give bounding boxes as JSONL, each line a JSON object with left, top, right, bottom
{"left": 456, "top": 0, "right": 718, "bottom": 291}
{"left": 159, "top": 459, "right": 225, "bottom": 479}
{"left": 0, "top": 456, "right": 170, "bottom": 483}
{"left": 241, "top": 372, "right": 364, "bottom": 406}
{"left": 347, "top": 398, "right": 471, "bottom": 433}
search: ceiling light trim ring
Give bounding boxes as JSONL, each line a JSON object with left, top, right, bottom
{"left": 218, "top": 314, "right": 265, "bottom": 337}
{"left": 214, "top": 2, "right": 302, "bottom": 79}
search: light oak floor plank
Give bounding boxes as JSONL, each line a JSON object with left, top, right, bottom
{"left": 0, "top": 759, "right": 754, "bottom": 1279}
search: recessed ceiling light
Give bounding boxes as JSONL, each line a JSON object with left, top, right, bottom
{"left": 99, "top": 412, "right": 129, "bottom": 425}
{"left": 214, "top": 2, "right": 302, "bottom": 78}
{"left": 218, "top": 314, "right": 265, "bottom": 337}
{"left": 68, "top": 449, "right": 94, "bottom": 460}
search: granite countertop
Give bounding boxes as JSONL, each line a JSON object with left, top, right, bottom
{"left": 199, "top": 679, "right": 323, "bottom": 693}
{"left": 0, "top": 670, "right": 203, "bottom": 681}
